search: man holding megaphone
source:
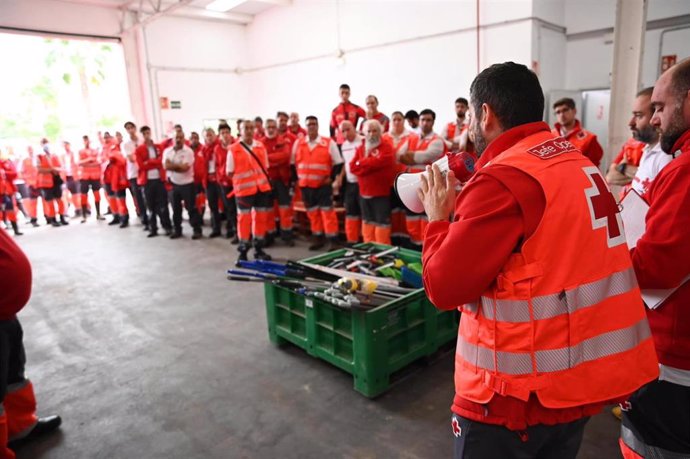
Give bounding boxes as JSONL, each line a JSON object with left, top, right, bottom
{"left": 417, "top": 62, "right": 658, "bottom": 459}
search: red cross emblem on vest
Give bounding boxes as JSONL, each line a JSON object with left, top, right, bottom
{"left": 451, "top": 417, "right": 462, "bottom": 437}
{"left": 583, "top": 166, "right": 626, "bottom": 248}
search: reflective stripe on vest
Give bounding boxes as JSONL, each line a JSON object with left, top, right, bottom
{"left": 620, "top": 423, "right": 689, "bottom": 459}
{"left": 457, "top": 318, "right": 651, "bottom": 375}
{"left": 235, "top": 178, "right": 269, "bottom": 192}
{"left": 297, "top": 163, "right": 330, "bottom": 171}
{"left": 479, "top": 267, "right": 637, "bottom": 323}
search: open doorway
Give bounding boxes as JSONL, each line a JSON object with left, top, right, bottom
{"left": 0, "top": 31, "right": 131, "bottom": 148}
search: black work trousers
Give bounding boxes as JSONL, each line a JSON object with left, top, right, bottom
{"left": 171, "top": 183, "right": 201, "bottom": 234}
{"left": 452, "top": 414, "right": 588, "bottom": 459}
{"left": 144, "top": 179, "right": 171, "bottom": 232}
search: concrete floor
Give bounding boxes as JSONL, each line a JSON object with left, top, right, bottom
{"left": 10, "top": 218, "right": 622, "bottom": 459}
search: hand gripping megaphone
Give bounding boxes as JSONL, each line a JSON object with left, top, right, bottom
{"left": 394, "top": 151, "right": 476, "bottom": 213}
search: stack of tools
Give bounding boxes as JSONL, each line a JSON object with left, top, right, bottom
{"left": 226, "top": 246, "right": 422, "bottom": 309}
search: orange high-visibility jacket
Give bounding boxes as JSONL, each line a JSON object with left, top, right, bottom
{"left": 408, "top": 133, "right": 447, "bottom": 174}
{"left": 295, "top": 137, "right": 334, "bottom": 189}
{"left": 79, "top": 148, "right": 102, "bottom": 181}
{"left": 36, "top": 154, "right": 61, "bottom": 189}
{"left": 384, "top": 131, "right": 419, "bottom": 175}
{"left": 454, "top": 130, "right": 659, "bottom": 409}
{"left": 20, "top": 157, "right": 38, "bottom": 188}
{"left": 446, "top": 122, "right": 467, "bottom": 141}
{"left": 228, "top": 141, "right": 271, "bottom": 197}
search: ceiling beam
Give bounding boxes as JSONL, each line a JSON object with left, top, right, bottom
{"left": 255, "top": 0, "right": 290, "bottom": 5}
{"left": 126, "top": 3, "right": 252, "bottom": 24}
{"left": 122, "top": 0, "right": 196, "bottom": 32}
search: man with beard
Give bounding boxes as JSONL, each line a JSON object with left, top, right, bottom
{"left": 552, "top": 98, "right": 604, "bottom": 167}
{"left": 441, "top": 97, "right": 469, "bottom": 152}
{"left": 164, "top": 129, "right": 202, "bottom": 240}
{"left": 350, "top": 120, "right": 395, "bottom": 244}
{"left": 419, "top": 61, "right": 658, "bottom": 458}
{"left": 606, "top": 88, "right": 672, "bottom": 197}
{"left": 399, "top": 109, "right": 446, "bottom": 249}
{"left": 619, "top": 58, "right": 690, "bottom": 459}
{"left": 292, "top": 116, "right": 343, "bottom": 251}
{"left": 262, "top": 118, "right": 295, "bottom": 246}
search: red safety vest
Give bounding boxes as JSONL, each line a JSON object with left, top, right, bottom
{"left": 446, "top": 122, "right": 467, "bottom": 141}
{"left": 384, "top": 131, "right": 419, "bottom": 175}
{"left": 36, "top": 154, "right": 60, "bottom": 189}
{"left": 79, "top": 148, "right": 101, "bottom": 181}
{"left": 408, "top": 133, "right": 447, "bottom": 173}
{"left": 295, "top": 137, "right": 333, "bottom": 188}
{"left": 455, "top": 130, "right": 659, "bottom": 408}
{"left": 228, "top": 141, "right": 271, "bottom": 197}
{"left": 21, "top": 158, "right": 38, "bottom": 188}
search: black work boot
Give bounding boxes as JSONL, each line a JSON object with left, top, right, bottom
{"left": 119, "top": 215, "right": 130, "bottom": 228}
{"left": 11, "top": 221, "right": 23, "bottom": 236}
{"left": 108, "top": 215, "right": 121, "bottom": 226}
{"left": 50, "top": 218, "right": 61, "bottom": 228}
{"left": 308, "top": 234, "right": 326, "bottom": 251}
{"left": 81, "top": 205, "right": 88, "bottom": 223}
{"left": 60, "top": 215, "right": 69, "bottom": 225}
{"left": 30, "top": 218, "right": 39, "bottom": 227}
{"left": 8, "top": 415, "right": 61, "bottom": 448}
{"left": 96, "top": 203, "right": 105, "bottom": 221}
{"left": 281, "top": 230, "right": 295, "bottom": 247}
{"left": 236, "top": 248, "right": 249, "bottom": 267}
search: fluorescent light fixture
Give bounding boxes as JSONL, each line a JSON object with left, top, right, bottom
{"left": 205, "top": 0, "right": 246, "bottom": 12}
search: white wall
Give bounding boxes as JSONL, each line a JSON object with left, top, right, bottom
{"left": 244, "top": 0, "right": 536, "bottom": 131}
{"left": 141, "top": 16, "right": 249, "bottom": 138}
{"left": 564, "top": 0, "right": 690, "bottom": 90}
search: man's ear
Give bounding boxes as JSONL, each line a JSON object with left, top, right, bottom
{"left": 482, "top": 103, "right": 496, "bottom": 132}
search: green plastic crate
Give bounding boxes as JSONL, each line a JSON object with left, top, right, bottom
{"left": 264, "top": 243, "right": 459, "bottom": 397}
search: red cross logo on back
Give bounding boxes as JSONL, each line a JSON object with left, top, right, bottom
{"left": 583, "top": 166, "right": 626, "bottom": 248}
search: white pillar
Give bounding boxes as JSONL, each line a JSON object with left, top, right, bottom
{"left": 607, "top": 0, "right": 648, "bottom": 169}
{"left": 121, "top": 25, "right": 153, "bottom": 128}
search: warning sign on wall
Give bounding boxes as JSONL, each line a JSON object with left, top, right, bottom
{"left": 661, "top": 55, "right": 677, "bottom": 73}
{"left": 160, "top": 97, "right": 170, "bottom": 109}
{"left": 171, "top": 101, "right": 181, "bottom": 109}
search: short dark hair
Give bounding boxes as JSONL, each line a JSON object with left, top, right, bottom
{"left": 339, "top": 84, "right": 350, "bottom": 91}
{"left": 276, "top": 111, "right": 289, "bottom": 119}
{"left": 470, "top": 61, "right": 544, "bottom": 130}
{"left": 124, "top": 121, "right": 136, "bottom": 129}
{"left": 218, "top": 123, "right": 231, "bottom": 133}
{"left": 82, "top": 135, "right": 89, "bottom": 140}
{"left": 455, "top": 97, "right": 468, "bottom": 105}
{"left": 191, "top": 131, "right": 199, "bottom": 137}
{"left": 404, "top": 110, "right": 419, "bottom": 120}
{"left": 553, "top": 97, "right": 576, "bottom": 110}
{"left": 254, "top": 116, "right": 263, "bottom": 123}
{"left": 174, "top": 124, "right": 182, "bottom": 130}
{"left": 419, "top": 109, "right": 436, "bottom": 120}
{"left": 305, "top": 115, "right": 318, "bottom": 123}
{"left": 391, "top": 111, "right": 404, "bottom": 118}
{"left": 366, "top": 95, "right": 379, "bottom": 103}
{"left": 670, "top": 57, "right": 690, "bottom": 101}
{"left": 140, "top": 126, "right": 151, "bottom": 134}
{"left": 636, "top": 87, "right": 654, "bottom": 98}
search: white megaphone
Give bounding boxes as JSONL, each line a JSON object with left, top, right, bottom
{"left": 395, "top": 152, "right": 476, "bottom": 213}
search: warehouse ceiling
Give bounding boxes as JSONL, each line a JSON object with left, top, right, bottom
{"left": 52, "top": 0, "right": 289, "bottom": 26}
